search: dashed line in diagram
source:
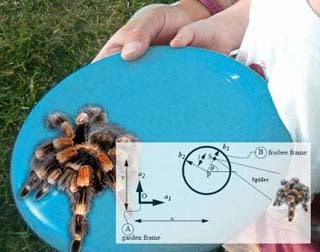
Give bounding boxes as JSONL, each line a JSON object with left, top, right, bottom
{"left": 116, "top": 143, "right": 310, "bottom": 244}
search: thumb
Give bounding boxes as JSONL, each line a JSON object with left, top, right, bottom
{"left": 120, "top": 27, "right": 155, "bottom": 60}
{"left": 93, "top": 8, "right": 165, "bottom": 62}
{"left": 170, "top": 20, "right": 215, "bottom": 49}
{"left": 93, "top": 26, "right": 153, "bottom": 62}
{"left": 170, "top": 24, "right": 196, "bottom": 48}
{"left": 170, "top": 19, "right": 235, "bottom": 55}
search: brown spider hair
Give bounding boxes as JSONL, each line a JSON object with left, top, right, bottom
{"left": 20, "top": 105, "right": 137, "bottom": 252}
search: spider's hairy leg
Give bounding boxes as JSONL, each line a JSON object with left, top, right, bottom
{"left": 69, "top": 165, "right": 94, "bottom": 252}
{"left": 96, "top": 152, "right": 113, "bottom": 172}
{"left": 77, "top": 106, "right": 107, "bottom": 125}
{"left": 20, "top": 156, "right": 61, "bottom": 198}
{"left": 287, "top": 195, "right": 296, "bottom": 221}
{"left": 20, "top": 171, "right": 41, "bottom": 197}
{"left": 273, "top": 188, "right": 284, "bottom": 206}
{"left": 34, "top": 157, "right": 62, "bottom": 199}
{"left": 108, "top": 148, "right": 116, "bottom": 158}
{"left": 58, "top": 167, "right": 77, "bottom": 192}
{"left": 302, "top": 201, "right": 308, "bottom": 212}
{"left": 35, "top": 141, "right": 54, "bottom": 159}
{"left": 116, "top": 134, "right": 138, "bottom": 143}
{"left": 35, "top": 180, "right": 52, "bottom": 199}
{"left": 290, "top": 177, "right": 300, "bottom": 185}
{"left": 91, "top": 169, "right": 104, "bottom": 193}
{"left": 35, "top": 137, "right": 74, "bottom": 159}
{"left": 106, "top": 148, "right": 117, "bottom": 190}
{"left": 76, "top": 165, "right": 91, "bottom": 187}
{"left": 102, "top": 122, "right": 126, "bottom": 140}
{"left": 297, "top": 191, "right": 309, "bottom": 212}
{"left": 301, "top": 189, "right": 309, "bottom": 212}
{"left": 53, "top": 137, "right": 74, "bottom": 149}
{"left": 47, "top": 168, "right": 62, "bottom": 185}
{"left": 33, "top": 168, "right": 63, "bottom": 199}
{"left": 46, "top": 112, "right": 74, "bottom": 138}
{"left": 96, "top": 151, "right": 116, "bottom": 191}
{"left": 281, "top": 179, "right": 289, "bottom": 186}
{"left": 56, "top": 147, "right": 78, "bottom": 163}
{"left": 74, "top": 106, "right": 107, "bottom": 144}
{"left": 88, "top": 131, "right": 113, "bottom": 150}
{"left": 75, "top": 143, "right": 113, "bottom": 173}
{"left": 102, "top": 169, "right": 116, "bottom": 191}
{"left": 70, "top": 213, "right": 88, "bottom": 252}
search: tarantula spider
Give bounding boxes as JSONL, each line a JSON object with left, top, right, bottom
{"left": 273, "top": 178, "right": 309, "bottom": 221}
{"left": 20, "top": 105, "right": 137, "bottom": 252}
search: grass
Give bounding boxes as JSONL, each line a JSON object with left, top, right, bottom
{"left": 0, "top": 1, "right": 224, "bottom": 251}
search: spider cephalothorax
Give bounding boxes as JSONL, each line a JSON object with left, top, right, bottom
{"left": 20, "top": 105, "right": 137, "bottom": 252}
{"left": 273, "top": 178, "right": 309, "bottom": 221}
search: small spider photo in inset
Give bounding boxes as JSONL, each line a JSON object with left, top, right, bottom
{"left": 273, "top": 178, "right": 310, "bottom": 222}
{"left": 19, "top": 105, "right": 137, "bottom": 252}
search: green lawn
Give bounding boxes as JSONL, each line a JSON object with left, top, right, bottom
{"left": 0, "top": 1, "right": 224, "bottom": 251}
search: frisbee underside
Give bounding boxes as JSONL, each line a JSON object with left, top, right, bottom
{"left": 11, "top": 46, "right": 291, "bottom": 252}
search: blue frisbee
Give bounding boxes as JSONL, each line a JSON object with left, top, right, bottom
{"left": 11, "top": 46, "right": 291, "bottom": 252}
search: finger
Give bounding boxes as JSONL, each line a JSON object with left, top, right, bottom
{"left": 120, "top": 28, "right": 152, "bottom": 60}
{"left": 170, "top": 25, "right": 195, "bottom": 48}
{"left": 92, "top": 40, "right": 122, "bottom": 63}
{"left": 93, "top": 11, "right": 162, "bottom": 62}
{"left": 171, "top": 18, "right": 234, "bottom": 55}
{"left": 92, "top": 28, "right": 152, "bottom": 62}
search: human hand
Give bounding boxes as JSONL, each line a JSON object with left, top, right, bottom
{"left": 92, "top": 1, "right": 210, "bottom": 62}
{"left": 170, "top": 0, "right": 250, "bottom": 55}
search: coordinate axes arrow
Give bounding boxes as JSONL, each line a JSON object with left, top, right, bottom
{"left": 136, "top": 180, "right": 164, "bottom": 206}
{"left": 124, "top": 160, "right": 129, "bottom": 210}
{"left": 135, "top": 218, "right": 209, "bottom": 223}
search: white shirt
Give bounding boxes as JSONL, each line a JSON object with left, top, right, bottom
{"left": 237, "top": 0, "right": 320, "bottom": 193}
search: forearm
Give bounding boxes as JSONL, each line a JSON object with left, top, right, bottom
{"left": 198, "top": 0, "right": 238, "bottom": 14}
{"left": 209, "top": 0, "right": 250, "bottom": 51}
{"left": 178, "top": 0, "right": 239, "bottom": 21}
{"left": 178, "top": 0, "right": 211, "bottom": 21}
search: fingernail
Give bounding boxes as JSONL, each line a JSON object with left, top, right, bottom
{"left": 91, "top": 57, "right": 100, "bottom": 63}
{"left": 91, "top": 52, "right": 119, "bottom": 64}
{"left": 170, "top": 36, "right": 183, "bottom": 47}
{"left": 172, "top": 35, "right": 182, "bottom": 42}
{"left": 122, "top": 41, "right": 140, "bottom": 57}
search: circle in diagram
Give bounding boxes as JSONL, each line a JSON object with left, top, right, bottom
{"left": 182, "top": 146, "right": 232, "bottom": 195}
{"left": 122, "top": 223, "right": 134, "bottom": 235}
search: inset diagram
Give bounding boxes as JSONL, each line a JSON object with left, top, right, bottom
{"left": 116, "top": 143, "right": 310, "bottom": 244}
